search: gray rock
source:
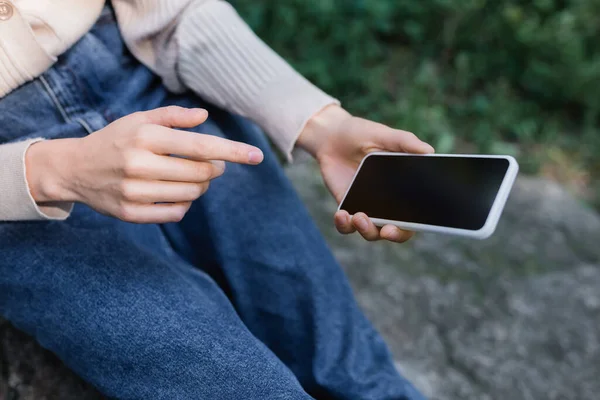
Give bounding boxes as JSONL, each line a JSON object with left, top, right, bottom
{"left": 286, "top": 159, "right": 600, "bottom": 400}
{"left": 1, "top": 159, "right": 599, "bottom": 400}
{"left": 0, "top": 319, "right": 103, "bottom": 399}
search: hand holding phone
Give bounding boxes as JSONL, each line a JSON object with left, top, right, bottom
{"left": 338, "top": 153, "right": 519, "bottom": 239}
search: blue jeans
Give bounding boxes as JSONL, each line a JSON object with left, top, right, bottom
{"left": 0, "top": 7, "right": 424, "bottom": 400}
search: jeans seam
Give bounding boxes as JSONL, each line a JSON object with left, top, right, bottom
{"left": 75, "top": 118, "right": 94, "bottom": 134}
{"left": 39, "top": 75, "right": 71, "bottom": 123}
{"left": 39, "top": 76, "right": 99, "bottom": 135}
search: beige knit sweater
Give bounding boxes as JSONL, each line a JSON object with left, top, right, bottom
{"left": 0, "top": 0, "right": 338, "bottom": 221}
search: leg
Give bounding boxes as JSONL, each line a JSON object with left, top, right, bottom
{"left": 0, "top": 7, "right": 419, "bottom": 397}
{"left": 161, "top": 106, "right": 424, "bottom": 400}
{"left": 0, "top": 218, "right": 313, "bottom": 400}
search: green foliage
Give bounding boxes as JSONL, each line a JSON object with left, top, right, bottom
{"left": 233, "top": 0, "right": 600, "bottom": 204}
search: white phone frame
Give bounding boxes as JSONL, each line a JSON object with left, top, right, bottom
{"left": 337, "top": 152, "right": 519, "bottom": 240}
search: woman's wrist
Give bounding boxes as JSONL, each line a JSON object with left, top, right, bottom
{"left": 297, "top": 104, "right": 352, "bottom": 158}
{"left": 25, "top": 139, "right": 80, "bottom": 204}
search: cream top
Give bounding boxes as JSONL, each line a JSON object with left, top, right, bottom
{"left": 0, "top": 0, "right": 338, "bottom": 221}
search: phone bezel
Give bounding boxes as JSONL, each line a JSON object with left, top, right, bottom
{"left": 337, "top": 152, "right": 519, "bottom": 239}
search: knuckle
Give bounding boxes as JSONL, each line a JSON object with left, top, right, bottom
{"left": 118, "top": 181, "right": 136, "bottom": 200}
{"left": 162, "top": 106, "right": 184, "bottom": 123}
{"left": 189, "top": 184, "right": 203, "bottom": 199}
{"left": 199, "top": 182, "right": 210, "bottom": 195}
{"left": 194, "top": 163, "right": 212, "bottom": 181}
{"left": 117, "top": 204, "right": 136, "bottom": 222}
{"left": 169, "top": 206, "right": 188, "bottom": 223}
{"left": 121, "top": 153, "right": 145, "bottom": 177}
{"left": 131, "top": 126, "right": 152, "bottom": 148}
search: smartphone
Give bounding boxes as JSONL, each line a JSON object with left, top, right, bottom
{"left": 338, "top": 152, "right": 519, "bottom": 239}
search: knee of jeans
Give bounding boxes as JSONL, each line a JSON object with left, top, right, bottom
{"left": 66, "top": 309, "right": 310, "bottom": 399}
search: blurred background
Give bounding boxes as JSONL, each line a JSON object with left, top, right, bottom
{"left": 240, "top": 1, "right": 599, "bottom": 399}
{"left": 235, "top": 0, "right": 600, "bottom": 207}
{"left": 2, "top": 1, "right": 599, "bottom": 399}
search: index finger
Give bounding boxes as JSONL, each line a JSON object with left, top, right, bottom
{"left": 147, "top": 125, "right": 264, "bottom": 165}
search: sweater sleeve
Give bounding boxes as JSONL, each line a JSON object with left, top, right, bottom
{"left": 113, "top": 0, "right": 339, "bottom": 161}
{"left": 0, "top": 139, "right": 73, "bottom": 221}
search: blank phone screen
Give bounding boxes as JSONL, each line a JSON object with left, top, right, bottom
{"left": 340, "top": 155, "right": 510, "bottom": 231}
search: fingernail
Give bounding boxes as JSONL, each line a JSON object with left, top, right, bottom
{"left": 424, "top": 143, "right": 435, "bottom": 153}
{"left": 248, "top": 150, "right": 264, "bottom": 164}
{"left": 355, "top": 216, "right": 369, "bottom": 231}
{"left": 214, "top": 160, "right": 226, "bottom": 173}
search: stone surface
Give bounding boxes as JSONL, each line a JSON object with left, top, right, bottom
{"left": 1, "top": 159, "right": 599, "bottom": 399}
{"left": 0, "top": 319, "right": 103, "bottom": 400}
{"left": 287, "top": 159, "right": 600, "bottom": 400}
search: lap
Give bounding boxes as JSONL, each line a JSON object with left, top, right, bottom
{"left": 0, "top": 216, "right": 311, "bottom": 399}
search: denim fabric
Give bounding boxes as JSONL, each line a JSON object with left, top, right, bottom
{"left": 0, "top": 6, "right": 425, "bottom": 400}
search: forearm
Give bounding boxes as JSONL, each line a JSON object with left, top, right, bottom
{"left": 0, "top": 139, "right": 74, "bottom": 221}
{"left": 111, "top": 0, "right": 341, "bottom": 160}
{"left": 176, "top": 1, "right": 339, "bottom": 160}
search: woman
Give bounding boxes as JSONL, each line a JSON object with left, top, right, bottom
{"left": 0, "top": 0, "right": 433, "bottom": 398}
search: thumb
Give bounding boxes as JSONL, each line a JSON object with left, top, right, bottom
{"left": 382, "top": 129, "right": 435, "bottom": 154}
{"left": 374, "top": 123, "right": 434, "bottom": 154}
{"left": 140, "top": 106, "right": 209, "bottom": 128}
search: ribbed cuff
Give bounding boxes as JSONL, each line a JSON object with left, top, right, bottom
{"left": 0, "top": 139, "right": 73, "bottom": 221}
{"left": 176, "top": 0, "right": 339, "bottom": 161}
{"left": 244, "top": 74, "right": 340, "bottom": 162}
